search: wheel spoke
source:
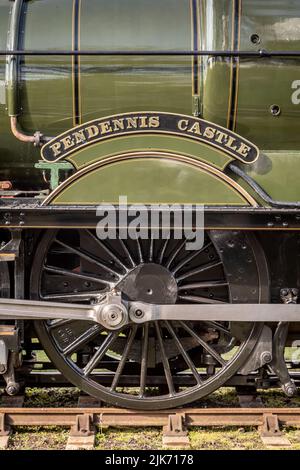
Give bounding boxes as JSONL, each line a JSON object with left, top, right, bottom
{"left": 165, "top": 239, "right": 186, "bottom": 269}
{"left": 135, "top": 236, "right": 144, "bottom": 263}
{"left": 41, "top": 291, "right": 107, "bottom": 302}
{"left": 110, "top": 326, "right": 138, "bottom": 391}
{"left": 118, "top": 238, "right": 136, "bottom": 268}
{"left": 154, "top": 322, "right": 175, "bottom": 396}
{"left": 43, "top": 265, "right": 114, "bottom": 288}
{"left": 179, "top": 321, "right": 226, "bottom": 366}
{"left": 83, "top": 230, "right": 129, "bottom": 272}
{"left": 149, "top": 236, "right": 154, "bottom": 262}
{"left": 164, "top": 321, "right": 202, "bottom": 385}
{"left": 178, "top": 294, "right": 228, "bottom": 304}
{"left": 139, "top": 323, "right": 149, "bottom": 397}
{"left": 159, "top": 239, "right": 169, "bottom": 264}
{"left": 201, "top": 321, "right": 232, "bottom": 336}
{"left": 63, "top": 325, "right": 102, "bottom": 355}
{"left": 54, "top": 239, "right": 122, "bottom": 278}
{"left": 176, "top": 260, "right": 222, "bottom": 282}
{"left": 172, "top": 242, "right": 213, "bottom": 275}
{"left": 178, "top": 280, "right": 228, "bottom": 291}
{"left": 83, "top": 331, "right": 119, "bottom": 376}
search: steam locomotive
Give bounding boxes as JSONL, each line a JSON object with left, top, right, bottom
{"left": 1, "top": 0, "right": 300, "bottom": 409}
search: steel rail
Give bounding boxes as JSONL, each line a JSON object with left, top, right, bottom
{"left": 0, "top": 406, "right": 298, "bottom": 448}
{"left": 1, "top": 407, "right": 300, "bottom": 428}
{"left": 0, "top": 49, "right": 300, "bottom": 57}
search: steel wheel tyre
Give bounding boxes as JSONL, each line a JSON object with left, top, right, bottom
{"left": 32, "top": 229, "right": 268, "bottom": 409}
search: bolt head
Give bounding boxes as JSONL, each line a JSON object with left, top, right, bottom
{"left": 6, "top": 384, "right": 19, "bottom": 396}
{"left": 283, "top": 382, "right": 297, "bottom": 397}
{"left": 134, "top": 309, "right": 144, "bottom": 318}
{"left": 260, "top": 351, "right": 272, "bottom": 365}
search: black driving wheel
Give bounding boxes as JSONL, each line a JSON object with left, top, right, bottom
{"left": 32, "top": 229, "right": 268, "bottom": 409}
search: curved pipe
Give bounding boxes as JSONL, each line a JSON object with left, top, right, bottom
{"left": 228, "top": 162, "right": 300, "bottom": 208}
{"left": 6, "top": 0, "right": 51, "bottom": 147}
{"left": 10, "top": 116, "right": 40, "bottom": 145}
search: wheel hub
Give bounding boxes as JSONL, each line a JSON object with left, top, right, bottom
{"left": 119, "top": 263, "right": 178, "bottom": 304}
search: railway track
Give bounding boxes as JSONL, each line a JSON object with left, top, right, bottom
{"left": 1, "top": 403, "right": 300, "bottom": 450}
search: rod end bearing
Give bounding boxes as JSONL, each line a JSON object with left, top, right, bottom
{"left": 97, "top": 299, "right": 128, "bottom": 330}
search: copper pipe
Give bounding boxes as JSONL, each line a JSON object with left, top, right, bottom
{"left": 10, "top": 116, "right": 41, "bottom": 145}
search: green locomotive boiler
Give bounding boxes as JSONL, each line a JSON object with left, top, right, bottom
{"left": 1, "top": 0, "right": 300, "bottom": 409}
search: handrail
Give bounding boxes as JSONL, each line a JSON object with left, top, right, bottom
{"left": 1, "top": 49, "right": 300, "bottom": 57}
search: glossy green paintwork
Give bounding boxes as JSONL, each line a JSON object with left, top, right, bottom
{"left": 20, "top": 0, "right": 74, "bottom": 133}
{"left": 0, "top": 1, "right": 41, "bottom": 188}
{"left": 200, "top": 0, "right": 232, "bottom": 130}
{"left": 241, "top": 152, "right": 300, "bottom": 203}
{"left": 236, "top": 0, "right": 300, "bottom": 149}
{"left": 0, "top": 0, "right": 300, "bottom": 203}
{"left": 79, "top": 0, "right": 192, "bottom": 123}
{"left": 66, "top": 134, "right": 233, "bottom": 171}
{"left": 50, "top": 157, "right": 248, "bottom": 206}
{"left": 201, "top": 0, "right": 300, "bottom": 148}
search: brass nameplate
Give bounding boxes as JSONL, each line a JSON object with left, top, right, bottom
{"left": 41, "top": 112, "right": 259, "bottom": 164}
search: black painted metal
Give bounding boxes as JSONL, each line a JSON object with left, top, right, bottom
{"left": 72, "top": 0, "right": 81, "bottom": 127}
{"left": 3, "top": 370, "right": 300, "bottom": 389}
{"left": 1, "top": 203, "right": 300, "bottom": 229}
{"left": 228, "top": 163, "right": 300, "bottom": 208}
{"left": 31, "top": 230, "right": 264, "bottom": 409}
{"left": 228, "top": 0, "right": 240, "bottom": 131}
{"left": 0, "top": 49, "right": 300, "bottom": 57}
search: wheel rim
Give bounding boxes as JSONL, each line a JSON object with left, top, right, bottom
{"left": 32, "top": 229, "right": 265, "bottom": 409}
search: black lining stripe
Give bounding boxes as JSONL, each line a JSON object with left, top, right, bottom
{"left": 192, "top": 0, "right": 199, "bottom": 96}
{"left": 197, "top": 0, "right": 203, "bottom": 102}
{"left": 73, "top": 0, "right": 80, "bottom": 126}
{"left": 228, "top": 0, "right": 240, "bottom": 131}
